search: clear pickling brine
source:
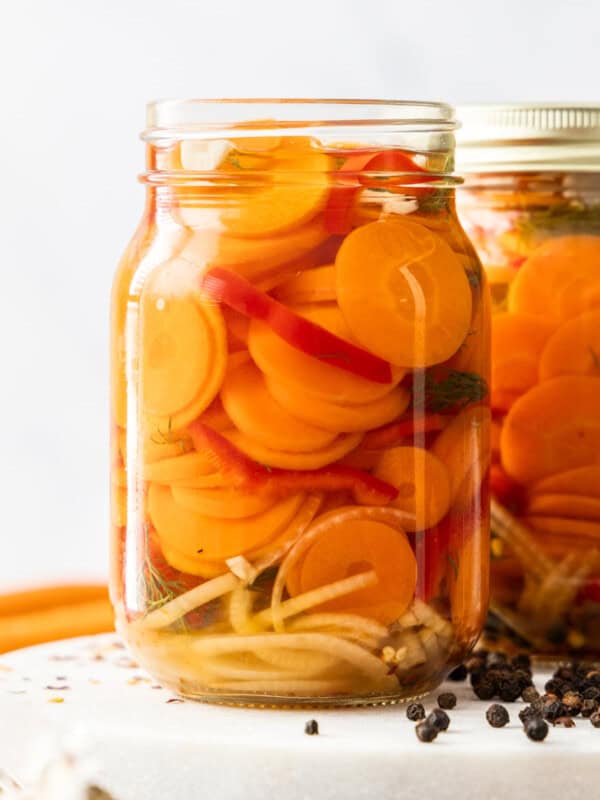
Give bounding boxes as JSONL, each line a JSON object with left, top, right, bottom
{"left": 110, "top": 100, "right": 490, "bottom": 705}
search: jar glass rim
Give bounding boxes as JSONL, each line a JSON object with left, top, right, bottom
{"left": 143, "top": 98, "right": 457, "bottom": 141}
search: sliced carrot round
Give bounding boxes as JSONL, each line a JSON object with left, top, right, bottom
{"left": 223, "top": 429, "right": 362, "bottom": 470}
{"left": 180, "top": 218, "right": 329, "bottom": 283}
{"left": 141, "top": 259, "right": 227, "bottom": 428}
{"left": 171, "top": 486, "right": 275, "bottom": 519}
{"left": 373, "top": 446, "right": 451, "bottom": 531}
{"left": 522, "top": 515, "right": 600, "bottom": 540}
{"left": 525, "top": 493, "right": 600, "bottom": 521}
{"left": 529, "top": 465, "right": 600, "bottom": 498}
{"left": 221, "top": 146, "right": 332, "bottom": 238}
{"left": 431, "top": 406, "right": 491, "bottom": 500}
{"left": 159, "top": 542, "right": 226, "bottom": 578}
{"left": 296, "top": 519, "right": 416, "bottom": 624}
{"left": 264, "top": 373, "right": 410, "bottom": 433}
{"left": 144, "top": 451, "right": 220, "bottom": 485}
{"left": 500, "top": 375, "right": 600, "bottom": 484}
{"left": 539, "top": 310, "right": 600, "bottom": 381}
{"left": 508, "top": 235, "right": 600, "bottom": 322}
{"left": 148, "top": 482, "right": 304, "bottom": 560}
{"left": 273, "top": 265, "right": 337, "bottom": 305}
{"left": 221, "top": 361, "right": 337, "bottom": 452}
{"left": 335, "top": 218, "right": 472, "bottom": 367}
{"left": 491, "top": 312, "right": 556, "bottom": 398}
{"left": 248, "top": 304, "right": 405, "bottom": 405}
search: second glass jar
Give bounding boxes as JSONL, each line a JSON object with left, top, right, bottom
{"left": 457, "top": 104, "right": 600, "bottom": 656}
{"left": 110, "top": 100, "right": 490, "bottom": 705}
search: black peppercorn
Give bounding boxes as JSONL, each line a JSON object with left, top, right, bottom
{"left": 512, "top": 654, "right": 531, "bottom": 670}
{"left": 427, "top": 708, "right": 450, "bottom": 732}
{"left": 524, "top": 717, "right": 549, "bottom": 742}
{"left": 415, "top": 722, "right": 438, "bottom": 742}
{"left": 304, "top": 719, "right": 319, "bottom": 736}
{"left": 448, "top": 664, "right": 468, "bottom": 682}
{"left": 583, "top": 687, "right": 600, "bottom": 701}
{"left": 513, "top": 669, "right": 534, "bottom": 690}
{"left": 406, "top": 702, "right": 426, "bottom": 722}
{"left": 437, "top": 692, "right": 457, "bottom": 710}
{"left": 498, "top": 678, "right": 522, "bottom": 703}
{"left": 581, "top": 699, "right": 598, "bottom": 718}
{"left": 486, "top": 704, "right": 510, "bottom": 728}
{"left": 589, "top": 711, "right": 600, "bottom": 728}
{"left": 561, "top": 691, "right": 583, "bottom": 716}
{"left": 473, "top": 680, "right": 496, "bottom": 700}
{"left": 553, "top": 716, "right": 576, "bottom": 728}
{"left": 521, "top": 686, "right": 540, "bottom": 704}
{"left": 519, "top": 705, "right": 541, "bottom": 725}
{"left": 541, "top": 701, "right": 564, "bottom": 722}
{"left": 545, "top": 678, "right": 566, "bottom": 696}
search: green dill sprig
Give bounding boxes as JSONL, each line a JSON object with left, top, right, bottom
{"left": 424, "top": 370, "right": 488, "bottom": 412}
{"left": 516, "top": 202, "right": 600, "bottom": 240}
{"left": 150, "top": 417, "right": 190, "bottom": 454}
{"left": 139, "top": 525, "right": 188, "bottom": 617}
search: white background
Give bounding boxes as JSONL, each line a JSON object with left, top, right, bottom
{"left": 1, "top": 0, "right": 599, "bottom": 591}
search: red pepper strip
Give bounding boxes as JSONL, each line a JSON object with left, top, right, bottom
{"left": 201, "top": 267, "right": 393, "bottom": 384}
{"left": 361, "top": 414, "right": 446, "bottom": 451}
{"left": 358, "top": 150, "right": 434, "bottom": 192}
{"left": 266, "top": 466, "right": 397, "bottom": 506}
{"left": 324, "top": 151, "right": 382, "bottom": 235}
{"left": 324, "top": 150, "right": 434, "bottom": 235}
{"left": 189, "top": 420, "right": 270, "bottom": 487}
{"left": 188, "top": 422, "right": 398, "bottom": 505}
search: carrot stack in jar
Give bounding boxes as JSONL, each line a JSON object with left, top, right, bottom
{"left": 110, "top": 100, "right": 490, "bottom": 705}
{"left": 457, "top": 104, "right": 600, "bottom": 657}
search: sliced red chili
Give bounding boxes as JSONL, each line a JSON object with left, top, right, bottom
{"left": 201, "top": 267, "right": 393, "bottom": 384}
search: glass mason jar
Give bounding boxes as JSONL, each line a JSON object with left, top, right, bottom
{"left": 457, "top": 104, "right": 600, "bottom": 656}
{"left": 110, "top": 99, "right": 490, "bottom": 705}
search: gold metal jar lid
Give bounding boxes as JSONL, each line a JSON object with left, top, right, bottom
{"left": 456, "top": 103, "right": 600, "bottom": 172}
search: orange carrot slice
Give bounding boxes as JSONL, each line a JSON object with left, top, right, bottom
{"left": 248, "top": 304, "right": 405, "bottom": 405}
{"left": 508, "top": 235, "right": 600, "bottom": 322}
{"left": 180, "top": 218, "right": 329, "bottom": 283}
{"left": 449, "top": 516, "right": 489, "bottom": 641}
{"left": 264, "top": 373, "right": 410, "bottom": 433}
{"left": 431, "top": 406, "right": 491, "bottom": 499}
{"left": 273, "top": 265, "right": 337, "bottom": 305}
{"left": 221, "top": 361, "right": 337, "bottom": 452}
{"left": 295, "top": 519, "right": 416, "bottom": 624}
{"left": 171, "top": 486, "right": 275, "bottom": 519}
{"left": 141, "top": 259, "right": 226, "bottom": 428}
{"left": 522, "top": 515, "right": 600, "bottom": 540}
{"left": 144, "top": 451, "right": 220, "bottom": 485}
{"left": 373, "top": 446, "right": 451, "bottom": 531}
{"left": 539, "top": 310, "right": 600, "bottom": 381}
{"left": 148, "top": 483, "right": 304, "bottom": 561}
{"left": 500, "top": 375, "right": 600, "bottom": 484}
{"left": 491, "top": 312, "right": 556, "bottom": 398}
{"left": 525, "top": 493, "right": 600, "bottom": 521}
{"left": 529, "top": 465, "right": 600, "bottom": 498}
{"left": 223, "top": 429, "right": 362, "bottom": 470}
{"left": 220, "top": 144, "right": 331, "bottom": 237}
{"left": 335, "top": 218, "right": 472, "bottom": 367}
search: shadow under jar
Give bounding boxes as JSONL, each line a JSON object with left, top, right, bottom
{"left": 456, "top": 103, "right": 600, "bottom": 657}
{"left": 110, "top": 99, "right": 490, "bottom": 706}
